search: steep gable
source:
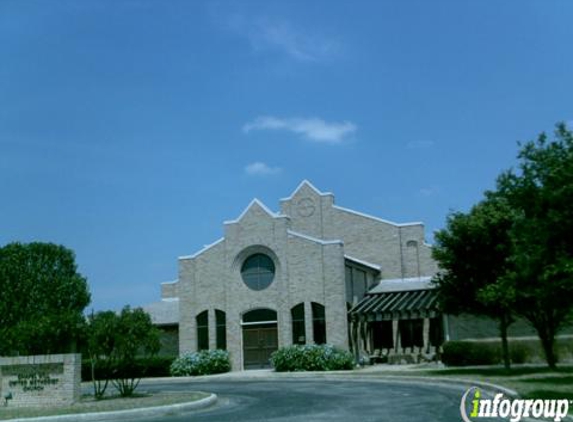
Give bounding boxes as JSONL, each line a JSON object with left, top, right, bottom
{"left": 224, "top": 198, "right": 278, "bottom": 225}
{"left": 280, "top": 180, "right": 334, "bottom": 239}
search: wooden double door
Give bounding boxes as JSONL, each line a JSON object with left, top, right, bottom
{"left": 243, "top": 324, "right": 278, "bottom": 369}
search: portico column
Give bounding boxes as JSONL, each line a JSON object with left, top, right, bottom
{"left": 423, "top": 317, "right": 430, "bottom": 354}
{"left": 392, "top": 317, "right": 400, "bottom": 353}
{"left": 358, "top": 319, "right": 366, "bottom": 356}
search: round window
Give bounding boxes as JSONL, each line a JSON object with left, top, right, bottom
{"left": 241, "top": 253, "right": 275, "bottom": 291}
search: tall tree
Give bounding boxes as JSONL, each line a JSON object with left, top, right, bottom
{"left": 432, "top": 197, "right": 516, "bottom": 369}
{"left": 496, "top": 123, "right": 573, "bottom": 369}
{"left": 0, "top": 242, "right": 91, "bottom": 355}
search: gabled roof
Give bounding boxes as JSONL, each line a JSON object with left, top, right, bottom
{"left": 368, "top": 276, "right": 434, "bottom": 294}
{"left": 179, "top": 237, "right": 224, "bottom": 260}
{"left": 332, "top": 204, "right": 423, "bottom": 227}
{"left": 280, "top": 180, "right": 334, "bottom": 202}
{"left": 142, "top": 298, "right": 179, "bottom": 325}
{"left": 224, "top": 198, "right": 287, "bottom": 225}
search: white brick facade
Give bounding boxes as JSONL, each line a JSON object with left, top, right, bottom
{"left": 157, "top": 181, "right": 438, "bottom": 370}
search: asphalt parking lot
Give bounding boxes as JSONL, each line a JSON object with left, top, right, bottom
{"left": 130, "top": 378, "right": 503, "bottom": 422}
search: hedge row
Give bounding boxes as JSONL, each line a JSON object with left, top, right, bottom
{"left": 271, "top": 344, "right": 354, "bottom": 372}
{"left": 441, "top": 341, "right": 532, "bottom": 366}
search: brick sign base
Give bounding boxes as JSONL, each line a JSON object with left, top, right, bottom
{"left": 0, "top": 354, "right": 80, "bottom": 407}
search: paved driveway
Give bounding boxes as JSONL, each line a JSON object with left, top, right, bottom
{"left": 128, "top": 378, "right": 503, "bottom": 422}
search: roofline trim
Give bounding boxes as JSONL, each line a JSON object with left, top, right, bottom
{"left": 160, "top": 279, "right": 178, "bottom": 285}
{"left": 179, "top": 237, "right": 225, "bottom": 260}
{"left": 287, "top": 229, "right": 343, "bottom": 246}
{"left": 224, "top": 198, "right": 288, "bottom": 225}
{"left": 332, "top": 204, "right": 423, "bottom": 227}
{"left": 280, "top": 180, "right": 334, "bottom": 202}
{"left": 344, "top": 254, "right": 382, "bottom": 271}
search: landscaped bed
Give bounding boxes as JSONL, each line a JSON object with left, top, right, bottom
{"left": 0, "top": 391, "right": 209, "bottom": 421}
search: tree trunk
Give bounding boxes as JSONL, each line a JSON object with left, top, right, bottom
{"left": 538, "top": 330, "right": 557, "bottom": 370}
{"left": 499, "top": 314, "right": 511, "bottom": 371}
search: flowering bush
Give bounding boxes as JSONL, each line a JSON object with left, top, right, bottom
{"left": 271, "top": 344, "right": 354, "bottom": 372}
{"left": 170, "top": 349, "right": 231, "bottom": 376}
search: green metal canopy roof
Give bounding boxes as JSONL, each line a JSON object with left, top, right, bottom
{"left": 350, "top": 288, "right": 439, "bottom": 321}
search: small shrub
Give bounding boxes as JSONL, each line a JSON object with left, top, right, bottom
{"left": 510, "top": 343, "right": 529, "bottom": 364}
{"left": 170, "top": 350, "right": 231, "bottom": 376}
{"left": 271, "top": 344, "right": 354, "bottom": 372}
{"left": 82, "top": 356, "right": 176, "bottom": 381}
{"left": 442, "top": 341, "right": 500, "bottom": 366}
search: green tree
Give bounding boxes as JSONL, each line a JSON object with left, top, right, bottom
{"left": 86, "top": 311, "right": 118, "bottom": 399}
{"left": 495, "top": 123, "right": 573, "bottom": 369}
{"left": 432, "top": 197, "right": 516, "bottom": 369}
{"left": 86, "top": 306, "right": 160, "bottom": 398}
{"left": 0, "top": 242, "right": 90, "bottom": 355}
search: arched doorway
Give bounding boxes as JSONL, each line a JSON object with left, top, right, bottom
{"left": 242, "top": 308, "right": 278, "bottom": 369}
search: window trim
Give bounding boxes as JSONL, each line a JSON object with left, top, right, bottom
{"left": 311, "top": 302, "right": 326, "bottom": 345}
{"left": 291, "top": 303, "right": 306, "bottom": 345}
{"left": 196, "top": 310, "right": 209, "bottom": 351}
{"left": 240, "top": 252, "right": 276, "bottom": 291}
{"left": 215, "top": 309, "right": 226, "bottom": 350}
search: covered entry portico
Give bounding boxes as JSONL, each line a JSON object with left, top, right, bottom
{"left": 349, "top": 277, "right": 443, "bottom": 363}
{"left": 242, "top": 309, "right": 279, "bottom": 369}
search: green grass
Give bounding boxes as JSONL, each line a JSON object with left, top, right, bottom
{"left": 0, "top": 391, "right": 209, "bottom": 421}
{"left": 357, "top": 364, "right": 573, "bottom": 400}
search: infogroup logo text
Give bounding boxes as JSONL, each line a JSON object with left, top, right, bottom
{"left": 460, "top": 387, "right": 570, "bottom": 422}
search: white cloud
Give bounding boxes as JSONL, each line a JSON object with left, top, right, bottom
{"left": 407, "top": 140, "right": 435, "bottom": 149}
{"left": 419, "top": 185, "right": 441, "bottom": 197}
{"left": 243, "top": 116, "right": 356, "bottom": 144}
{"left": 226, "top": 15, "right": 338, "bottom": 62}
{"left": 244, "top": 161, "right": 282, "bottom": 176}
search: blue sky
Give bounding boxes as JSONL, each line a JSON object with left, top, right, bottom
{"left": 2, "top": 0, "right": 572, "bottom": 311}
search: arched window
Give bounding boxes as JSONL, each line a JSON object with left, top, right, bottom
{"left": 291, "top": 303, "right": 305, "bottom": 345}
{"left": 242, "top": 308, "right": 277, "bottom": 324}
{"left": 241, "top": 253, "right": 275, "bottom": 291}
{"left": 311, "top": 302, "right": 326, "bottom": 344}
{"left": 215, "top": 310, "right": 226, "bottom": 350}
{"left": 196, "top": 310, "right": 208, "bottom": 351}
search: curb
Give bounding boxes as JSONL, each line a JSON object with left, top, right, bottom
{"left": 2, "top": 393, "right": 217, "bottom": 422}
{"left": 139, "top": 371, "right": 519, "bottom": 398}
{"left": 352, "top": 375, "right": 519, "bottom": 397}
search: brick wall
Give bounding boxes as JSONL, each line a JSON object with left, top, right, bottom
{"left": 0, "top": 354, "right": 80, "bottom": 408}
{"left": 178, "top": 200, "right": 349, "bottom": 370}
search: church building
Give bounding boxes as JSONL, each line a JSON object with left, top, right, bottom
{"left": 146, "top": 181, "right": 443, "bottom": 370}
